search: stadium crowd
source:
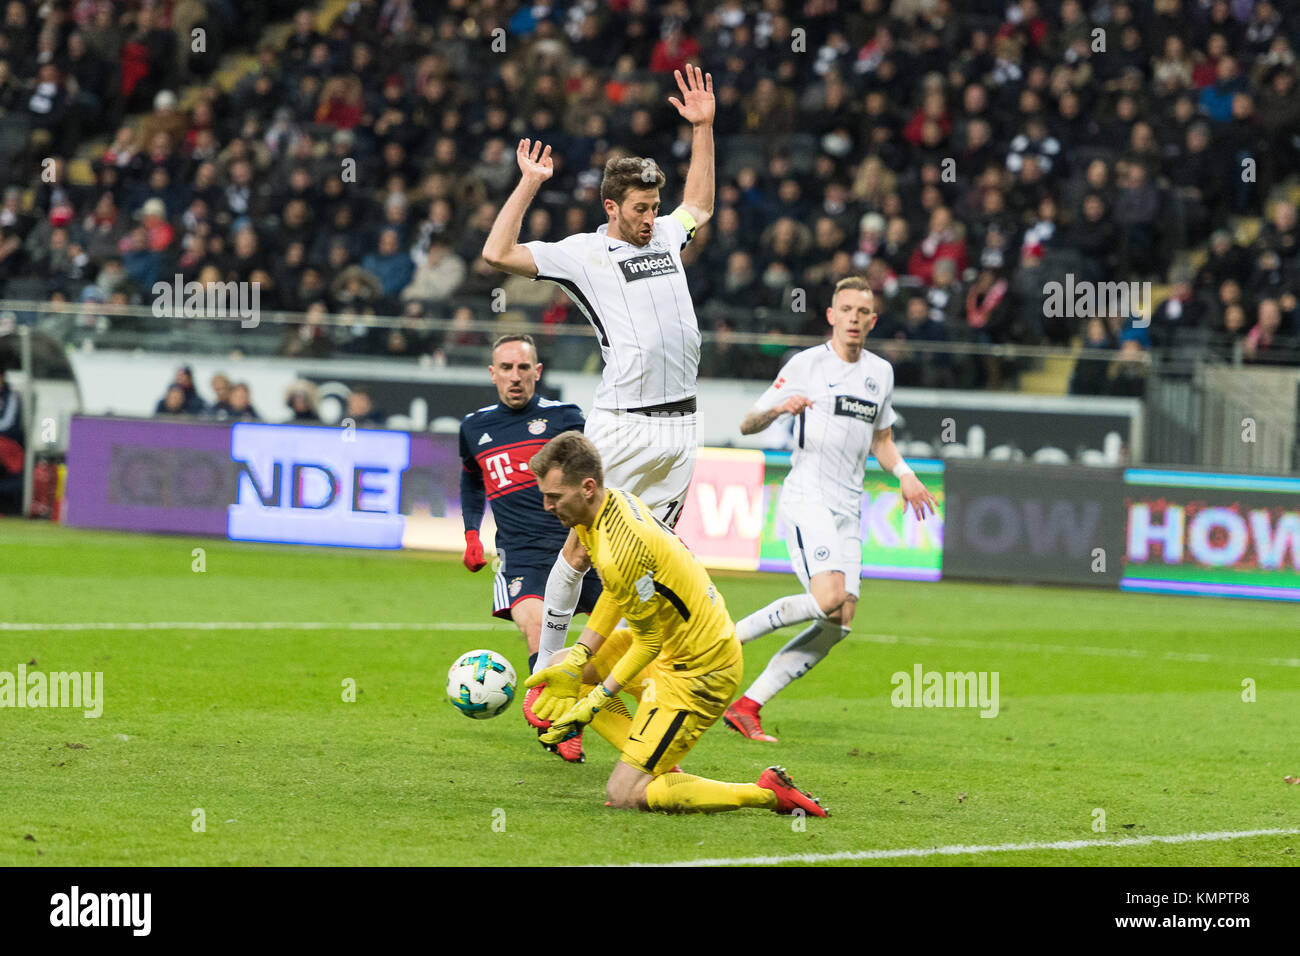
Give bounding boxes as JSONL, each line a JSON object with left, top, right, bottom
{"left": 0, "top": 0, "right": 1297, "bottom": 401}
{"left": 149, "top": 361, "right": 392, "bottom": 427}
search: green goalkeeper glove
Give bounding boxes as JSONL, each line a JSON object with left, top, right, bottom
{"left": 523, "top": 643, "right": 593, "bottom": 721}
{"left": 539, "top": 683, "right": 613, "bottom": 746}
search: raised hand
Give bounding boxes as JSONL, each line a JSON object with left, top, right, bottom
{"left": 516, "top": 138, "right": 554, "bottom": 182}
{"left": 668, "top": 65, "right": 714, "bottom": 127}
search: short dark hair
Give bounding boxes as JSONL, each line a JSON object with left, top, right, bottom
{"left": 601, "top": 156, "right": 666, "bottom": 205}
{"left": 529, "top": 431, "right": 604, "bottom": 489}
{"left": 492, "top": 333, "right": 538, "bottom": 362}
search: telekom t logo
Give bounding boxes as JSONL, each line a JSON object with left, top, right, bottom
{"left": 485, "top": 452, "right": 515, "bottom": 487}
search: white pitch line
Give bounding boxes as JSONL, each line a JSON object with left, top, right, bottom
{"left": 622, "top": 827, "right": 1300, "bottom": 867}
{"left": 0, "top": 622, "right": 513, "bottom": 632}
{"left": 852, "top": 632, "right": 1300, "bottom": 669}
{"left": 5, "top": 625, "right": 1294, "bottom": 667}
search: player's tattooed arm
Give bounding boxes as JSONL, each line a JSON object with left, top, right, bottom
{"left": 481, "top": 139, "right": 550, "bottom": 277}
{"left": 740, "top": 395, "right": 813, "bottom": 435}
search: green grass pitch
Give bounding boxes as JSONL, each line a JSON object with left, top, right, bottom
{"left": 2, "top": 521, "right": 1297, "bottom": 866}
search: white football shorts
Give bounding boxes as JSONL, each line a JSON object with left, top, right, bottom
{"left": 780, "top": 498, "right": 863, "bottom": 598}
{"left": 585, "top": 406, "right": 698, "bottom": 528}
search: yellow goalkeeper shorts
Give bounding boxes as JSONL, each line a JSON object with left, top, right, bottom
{"left": 592, "top": 628, "right": 743, "bottom": 775}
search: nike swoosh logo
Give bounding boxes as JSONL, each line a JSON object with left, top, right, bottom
{"left": 546, "top": 610, "right": 567, "bottom": 618}
{"left": 607, "top": 245, "right": 619, "bottom": 251}
{"left": 827, "top": 382, "right": 839, "bottom": 387}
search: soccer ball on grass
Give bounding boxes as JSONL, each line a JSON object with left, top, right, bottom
{"left": 446, "top": 649, "right": 516, "bottom": 719}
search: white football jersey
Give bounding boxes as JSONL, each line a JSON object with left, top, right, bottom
{"left": 524, "top": 211, "right": 700, "bottom": 411}
{"left": 753, "top": 343, "right": 898, "bottom": 517}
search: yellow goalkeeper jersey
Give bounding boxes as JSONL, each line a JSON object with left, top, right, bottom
{"left": 578, "top": 487, "right": 739, "bottom": 692}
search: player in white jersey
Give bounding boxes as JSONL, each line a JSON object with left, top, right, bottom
{"left": 482, "top": 66, "right": 715, "bottom": 756}
{"left": 723, "top": 276, "right": 939, "bottom": 743}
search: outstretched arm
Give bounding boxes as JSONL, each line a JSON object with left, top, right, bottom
{"left": 481, "top": 139, "right": 553, "bottom": 278}
{"left": 669, "top": 66, "right": 714, "bottom": 228}
{"left": 740, "top": 395, "right": 813, "bottom": 435}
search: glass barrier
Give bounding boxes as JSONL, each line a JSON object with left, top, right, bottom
{"left": 0, "top": 296, "right": 1175, "bottom": 398}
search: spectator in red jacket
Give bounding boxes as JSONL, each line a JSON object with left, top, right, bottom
{"left": 1192, "top": 33, "right": 1229, "bottom": 88}
{"left": 650, "top": 22, "right": 700, "bottom": 74}
{"left": 138, "top": 198, "right": 175, "bottom": 252}
{"left": 908, "top": 207, "right": 969, "bottom": 285}
{"left": 997, "top": 0, "right": 1048, "bottom": 52}
{"left": 315, "top": 76, "right": 364, "bottom": 130}
{"left": 904, "top": 89, "right": 952, "bottom": 147}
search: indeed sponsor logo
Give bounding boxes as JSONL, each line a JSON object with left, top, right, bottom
{"left": 833, "top": 395, "right": 878, "bottom": 423}
{"left": 620, "top": 252, "right": 678, "bottom": 281}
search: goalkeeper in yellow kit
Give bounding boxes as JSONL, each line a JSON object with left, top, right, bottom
{"left": 524, "top": 432, "right": 827, "bottom": 816}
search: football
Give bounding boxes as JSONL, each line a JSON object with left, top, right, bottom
{"left": 446, "top": 649, "right": 516, "bottom": 719}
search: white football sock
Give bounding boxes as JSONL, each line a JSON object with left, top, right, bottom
{"left": 735, "top": 592, "right": 823, "bottom": 644}
{"left": 743, "top": 620, "right": 851, "bottom": 706}
{"left": 534, "top": 554, "right": 585, "bottom": 674}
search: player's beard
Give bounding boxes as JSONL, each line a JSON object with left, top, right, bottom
{"left": 619, "top": 217, "right": 652, "bottom": 246}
